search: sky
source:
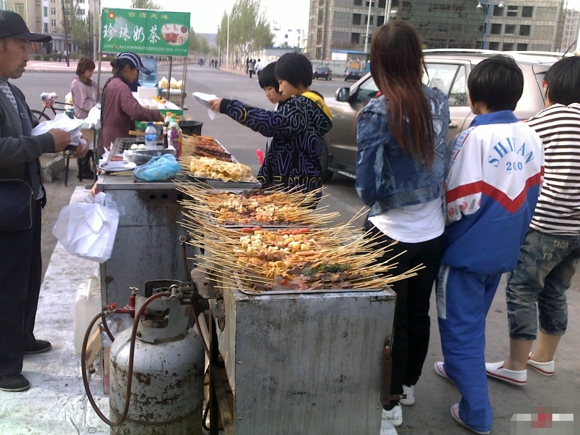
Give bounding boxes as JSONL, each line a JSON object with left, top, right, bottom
{"left": 99, "top": 0, "right": 311, "bottom": 34}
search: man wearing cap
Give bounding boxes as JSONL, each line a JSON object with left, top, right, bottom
{"left": 0, "top": 10, "right": 88, "bottom": 392}
{"left": 100, "top": 51, "right": 163, "bottom": 150}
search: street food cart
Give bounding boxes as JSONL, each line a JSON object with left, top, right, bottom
{"left": 91, "top": 131, "right": 399, "bottom": 434}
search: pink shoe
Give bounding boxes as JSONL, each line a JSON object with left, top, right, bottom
{"left": 451, "top": 403, "right": 490, "bottom": 434}
{"left": 527, "top": 353, "right": 555, "bottom": 376}
{"left": 485, "top": 361, "right": 527, "bottom": 385}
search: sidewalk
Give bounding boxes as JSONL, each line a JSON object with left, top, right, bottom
{"left": 26, "top": 60, "right": 79, "bottom": 74}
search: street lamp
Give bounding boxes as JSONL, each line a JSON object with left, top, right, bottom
{"left": 477, "top": 0, "right": 504, "bottom": 50}
{"left": 364, "top": 0, "right": 372, "bottom": 53}
{"left": 226, "top": 11, "right": 230, "bottom": 70}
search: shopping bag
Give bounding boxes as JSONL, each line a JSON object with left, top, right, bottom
{"left": 52, "top": 192, "right": 119, "bottom": 263}
{"left": 133, "top": 154, "right": 181, "bottom": 181}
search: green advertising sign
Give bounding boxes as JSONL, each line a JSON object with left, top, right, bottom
{"left": 101, "top": 8, "right": 191, "bottom": 57}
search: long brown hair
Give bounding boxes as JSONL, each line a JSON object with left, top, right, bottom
{"left": 370, "top": 21, "right": 435, "bottom": 167}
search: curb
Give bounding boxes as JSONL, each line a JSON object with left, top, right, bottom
{"left": 41, "top": 153, "right": 65, "bottom": 183}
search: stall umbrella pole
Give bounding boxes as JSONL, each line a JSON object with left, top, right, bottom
{"left": 166, "top": 56, "right": 173, "bottom": 102}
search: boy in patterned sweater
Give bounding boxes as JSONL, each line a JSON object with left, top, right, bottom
{"left": 209, "top": 53, "right": 332, "bottom": 201}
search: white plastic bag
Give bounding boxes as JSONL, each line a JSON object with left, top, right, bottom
{"left": 32, "top": 113, "right": 84, "bottom": 145}
{"left": 52, "top": 192, "right": 120, "bottom": 263}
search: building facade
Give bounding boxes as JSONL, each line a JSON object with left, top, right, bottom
{"left": 559, "top": 8, "right": 580, "bottom": 52}
{"left": 271, "top": 20, "right": 306, "bottom": 48}
{"left": 308, "top": 0, "right": 568, "bottom": 60}
{"left": 3, "top": 0, "right": 91, "bottom": 53}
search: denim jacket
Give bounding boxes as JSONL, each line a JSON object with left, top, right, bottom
{"left": 355, "top": 85, "right": 450, "bottom": 217}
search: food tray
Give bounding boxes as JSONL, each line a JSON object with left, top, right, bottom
{"left": 186, "top": 174, "right": 261, "bottom": 189}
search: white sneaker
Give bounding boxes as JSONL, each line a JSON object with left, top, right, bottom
{"left": 485, "top": 361, "right": 527, "bottom": 386}
{"left": 399, "top": 384, "right": 415, "bottom": 406}
{"left": 527, "top": 352, "right": 555, "bottom": 376}
{"left": 382, "top": 404, "right": 403, "bottom": 427}
{"left": 380, "top": 416, "right": 399, "bottom": 435}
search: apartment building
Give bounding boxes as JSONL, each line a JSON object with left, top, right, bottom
{"left": 271, "top": 20, "right": 307, "bottom": 48}
{"left": 559, "top": 7, "right": 580, "bottom": 52}
{"left": 308, "top": 0, "right": 567, "bottom": 60}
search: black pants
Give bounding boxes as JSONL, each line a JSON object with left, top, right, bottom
{"left": 365, "top": 223, "right": 445, "bottom": 405}
{"left": 249, "top": 70, "right": 254, "bottom": 79}
{"left": 0, "top": 200, "right": 42, "bottom": 376}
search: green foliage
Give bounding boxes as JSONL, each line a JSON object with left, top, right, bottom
{"left": 199, "top": 36, "right": 211, "bottom": 55}
{"left": 130, "top": 0, "right": 162, "bottom": 9}
{"left": 188, "top": 27, "right": 200, "bottom": 54}
{"left": 34, "top": 55, "right": 42, "bottom": 60}
{"left": 42, "top": 54, "right": 51, "bottom": 61}
{"left": 216, "top": 0, "right": 274, "bottom": 58}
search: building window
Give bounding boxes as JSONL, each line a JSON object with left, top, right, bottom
{"left": 503, "top": 42, "right": 514, "bottom": 50}
{"left": 489, "top": 41, "right": 500, "bottom": 50}
{"left": 377, "top": 15, "right": 384, "bottom": 26}
{"left": 521, "top": 6, "right": 533, "bottom": 17}
{"left": 505, "top": 24, "right": 516, "bottom": 34}
{"left": 493, "top": 6, "right": 504, "bottom": 16}
{"left": 491, "top": 23, "right": 501, "bottom": 34}
{"left": 364, "top": 15, "right": 374, "bottom": 25}
{"left": 354, "top": 0, "right": 362, "bottom": 5}
{"left": 379, "top": 0, "right": 386, "bottom": 7}
{"left": 43, "top": 6, "right": 47, "bottom": 16}
{"left": 50, "top": 0, "right": 55, "bottom": 2}
{"left": 353, "top": 13, "right": 361, "bottom": 25}
{"left": 507, "top": 5, "right": 518, "bottom": 17}
{"left": 51, "top": 19, "right": 56, "bottom": 26}
{"left": 44, "top": 23, "right": 48, "bottom": 32}
{"left": 50, "top": 7, "right": 55, "bottom": 14}
{"left": 351, "top": 32, "right": 360, "bottom": 44}
{"left": 517, "top": 43, "right": 528, "bottom": 51}
{"left": 519, "top": 25, "right": 530, "bottom": 36}
{"left": 366, "top": 1, "right": 375, "bottom": 6}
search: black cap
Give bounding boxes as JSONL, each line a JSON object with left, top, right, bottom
{"left": 115, "top": 52, "right": 151, "bottom": 75}
{"left": 0, "top": 11, "right": 52, "bottom": 42}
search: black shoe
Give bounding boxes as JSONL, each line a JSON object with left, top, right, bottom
{"left": 24, "top": 339, "right": 52, "bottom": 354}
{"left": 0, "top": 374, "right": 30, "bottom": 392}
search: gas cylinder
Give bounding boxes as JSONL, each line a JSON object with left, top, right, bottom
{"left": 109, "top": 294, "right": 204, "bottom": 435}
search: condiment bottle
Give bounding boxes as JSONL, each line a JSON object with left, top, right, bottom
{"left": 162, "top": 113, "right": 172, "bottom": 149}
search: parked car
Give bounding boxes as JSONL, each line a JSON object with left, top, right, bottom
{"left": 321, "top": 50, "right": 558, "bottom": 181}
{"left": 313, "top": 66, "right": 332, "bottom": 80}
{"left": 344, "top": 68, "right": 362, "bottom": 82}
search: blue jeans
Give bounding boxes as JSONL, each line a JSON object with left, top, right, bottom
{"left": 506, "top": 228, "right": 580, "bottom": 340}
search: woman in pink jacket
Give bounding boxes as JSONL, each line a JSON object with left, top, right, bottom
{"left": 100, "top": 52, "right": 162, "bottom": 151}
{"left": 70, "top": 57, "right": 98, "bottom": 120}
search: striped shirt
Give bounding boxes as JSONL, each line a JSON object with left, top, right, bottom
{"left": 526, "top": 103, "right": 580, "bottom": 235}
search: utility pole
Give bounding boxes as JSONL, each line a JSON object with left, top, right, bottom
{"left": 364, "top": 0, "right": 372, "bottom": 53}
{"left": 61, "top": 0, "right": 70, "bottom": 66}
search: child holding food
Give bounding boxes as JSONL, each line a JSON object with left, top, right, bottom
{"left": 209, "top": 53, "right": 332, "bottom": 201}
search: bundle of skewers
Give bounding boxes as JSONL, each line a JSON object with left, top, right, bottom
{"left": 176, "top": 182, "right": 338, "bottom": 227}
{"left": 181, "top": 134, "right": 233, "bottom": 162}
{"left": 179, "top": 186, "right": 423, "bottom": 293}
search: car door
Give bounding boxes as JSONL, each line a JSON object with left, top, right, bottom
{"left": 423, "top": 60, "right": 473, "bottom": 141}
{"left": 327, "top": 74, "right": 378, "bottom": 174}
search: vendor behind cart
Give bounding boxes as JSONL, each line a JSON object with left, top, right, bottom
{"left": 100, "top": 52, "right": 163, "bottom": 151}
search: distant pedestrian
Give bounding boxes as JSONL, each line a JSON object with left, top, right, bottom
{"left": 57, "top": 51, "right": 62, "bottom": 62}
{"left": 246, "top": 58, "right": 250, "bottom": 74}
{"left": 63, "top": 49, "right": 68, "bottom": 63}
{"left": 248, "top": 59, "right": 256, "bottom": 80}
{"left": 255, "top": 58, "right": 263, "bottom": 77}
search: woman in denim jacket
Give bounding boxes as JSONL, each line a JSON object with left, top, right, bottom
{"left": 355, "top": 21, "right": 449, "bottom": 435}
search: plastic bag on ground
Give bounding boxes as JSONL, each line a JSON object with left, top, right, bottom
{"left": 52, "top": 192, "right": 119, "bottom": 263}
{"left": 133, "top": 154, "right": 181, "bottom": 181}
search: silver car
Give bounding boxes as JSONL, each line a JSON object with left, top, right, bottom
{"left": 321, "top": 50, "right": 560, "bottom": 181}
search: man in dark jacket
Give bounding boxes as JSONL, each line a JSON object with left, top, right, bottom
{"left": 0, "top": 11, "right": 87, "bottom": 392}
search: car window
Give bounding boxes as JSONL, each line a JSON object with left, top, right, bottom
{"left": 423, "top": 63, "right": 468, "bottom": 106}
{"left": 353, "top": 76, "right": 379, "bottom": 103}
{"left": 448, "top": 66, "right": 468, "bottom": 106}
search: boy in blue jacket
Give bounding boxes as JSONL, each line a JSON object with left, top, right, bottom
{"left": 433, "top": 55, "right": 544, "bottom": 434}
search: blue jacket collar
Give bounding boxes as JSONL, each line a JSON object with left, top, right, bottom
{"left": 469, "top": 110, "right": 519, "bottom": 127}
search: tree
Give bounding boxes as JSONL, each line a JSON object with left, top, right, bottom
{"left": 216, "top": 0, "right": 274, "bottom": 62}
{"left": 130, "top": 0, "right": 161, "bottom": 9}
{"left": 199, "top": 36, "right": 211, "bottom": 55}
{"left": 188, "top": 26, "right": 200, "bottom": 54}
